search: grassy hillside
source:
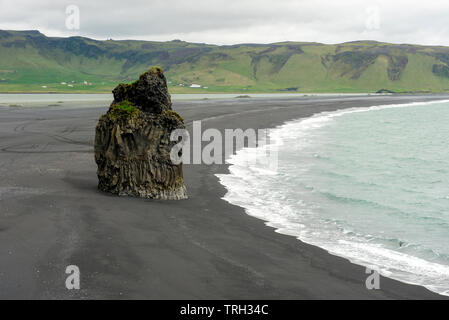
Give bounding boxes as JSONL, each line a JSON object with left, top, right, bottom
{"left": 2, "top": 30, "right": 449, "bottom": 93}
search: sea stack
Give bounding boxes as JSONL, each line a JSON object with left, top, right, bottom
{"left": 94, "top": 67, "right": 187, "bottom": 200}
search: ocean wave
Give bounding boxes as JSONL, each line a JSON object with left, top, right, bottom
{"left": 216, "top": 98, "right": 449, "bottom": 296}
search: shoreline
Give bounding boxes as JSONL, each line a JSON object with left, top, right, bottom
{"left": 176, "top": 94, "right": 449, "bottom": 299}
{"left": 0, "top": 90, "right": 444, "bottom": 95}
{"left": 216, "top": 98, "right": 449, "bottom": 297}
{"left": 0, "top": 95, "right": 448, "bottom": 298}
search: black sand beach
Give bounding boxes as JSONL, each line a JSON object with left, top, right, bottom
{"left": 0, "top": 95, "right": 448, "bottom": 299}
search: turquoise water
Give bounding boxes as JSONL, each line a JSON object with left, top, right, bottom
{"left": 218, "top": 100, "right": 449, "bottom": 295}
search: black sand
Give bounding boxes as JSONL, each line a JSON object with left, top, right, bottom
{"left": 0, "top": 95, "right": 448, "bottom": 299}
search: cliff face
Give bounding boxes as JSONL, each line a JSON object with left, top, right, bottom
{"left": 6, "top": 30, "right": 449, "bottom": 94}
{"left": 94, "top": 67, "right": 187, "bottom": 200}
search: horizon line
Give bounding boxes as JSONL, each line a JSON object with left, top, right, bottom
{"left": 2, "top": 29, "right": 448, "bottom": 48}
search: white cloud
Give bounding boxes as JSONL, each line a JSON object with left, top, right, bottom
{"left": 0, "top": 0, "right": 449, "bottom": 45}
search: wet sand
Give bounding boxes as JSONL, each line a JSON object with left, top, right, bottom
{"left": 0, "top": 94, "right": 448, "bottom": 299}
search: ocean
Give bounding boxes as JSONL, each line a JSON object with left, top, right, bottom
{"left": 217, "top": 99, "right": 449, "bottom": 296}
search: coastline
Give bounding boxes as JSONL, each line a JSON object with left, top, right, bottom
{"left": 216, "top": 98, "right": 449, "bottom": 297}
{"left": 177, "top": 94, "right": 449, "bottom": 299}
{"left": 0, "top": 95, "right": 448, "bottom": 299}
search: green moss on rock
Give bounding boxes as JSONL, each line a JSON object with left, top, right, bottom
{"left": 108, "top": 100, "right": 141, "bottom": 120}
{"left": 167, "top": 110, "right": 184, "bottom": 122}
{"left": 148, "top": 66, "right": 163, "bottom": 74}
{"left": 112, "top": 66, "right": 172, "bottom": 114}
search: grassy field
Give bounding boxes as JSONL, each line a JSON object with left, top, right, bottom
{"left": 2, "top": 31, "right": 449, "bottom": 93}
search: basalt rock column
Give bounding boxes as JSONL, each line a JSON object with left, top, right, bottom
{"left": 94, "top": 67, "right": 187, "bottom": 200}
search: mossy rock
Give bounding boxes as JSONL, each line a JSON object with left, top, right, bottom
{"left": 112, "top": 66, "right": 172, "bottom": 114}
{"left": 107, "top": 100, "right": 141, "bottom": 120}
{"left": 94, "top": 67, "right": 187, "bottom": 200}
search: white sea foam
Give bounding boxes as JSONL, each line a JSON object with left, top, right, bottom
{"left": 216, "top": 99, "right": 449, "bottom": 296}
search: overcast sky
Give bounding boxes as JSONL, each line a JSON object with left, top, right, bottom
{"left": 1, "top": 0, "right": 449, "bottom": 46}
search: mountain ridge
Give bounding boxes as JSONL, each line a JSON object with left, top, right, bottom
{"left": 2, "top": 30, "right": 449, "bottom": 93}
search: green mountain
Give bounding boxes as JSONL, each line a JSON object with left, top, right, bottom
{"left": 2, "top": 30, "right": 449, "bottom": 93}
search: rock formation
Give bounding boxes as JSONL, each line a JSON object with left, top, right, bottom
{"left": 94, "top": 67, "right": 187, "bottom": 200}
